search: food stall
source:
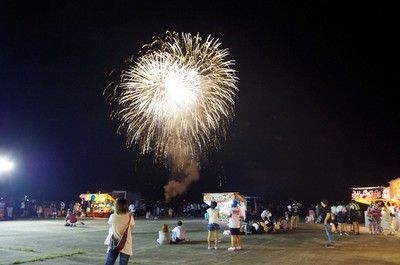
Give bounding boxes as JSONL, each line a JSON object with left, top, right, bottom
{"left": 351, "top": 178, "right": 400, "bottom": 227}
{"left": 203, "top": 192, "right": 247, "bottom": 220}
{"left": 351, "top": 177, "right": 400, "bottom": 205}
{"left": 79, "top": 192, "right": 115, "bottom": 218}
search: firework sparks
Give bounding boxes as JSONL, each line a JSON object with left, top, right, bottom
{"left": 106, "top": 31, "right": 238, "bottom": 200}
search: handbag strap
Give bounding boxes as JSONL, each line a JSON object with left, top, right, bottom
{"left": 122, "top": 215, "right": 131, "bottom": 236}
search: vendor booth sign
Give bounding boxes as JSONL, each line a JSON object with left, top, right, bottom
{"left": 203, "top": 192, "right": 247, "bottom": 219}
{"left": 352, "top": 186, "right": 385, "bottom": 200}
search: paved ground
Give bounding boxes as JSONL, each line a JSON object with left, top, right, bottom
{"left": 0, "top": 217, "right": 399, "bottom": 265}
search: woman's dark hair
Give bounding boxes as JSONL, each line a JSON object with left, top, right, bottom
{"left": 211, "top": 201, "right": 217, "bottom": 209}
{"left": 115, "top": 197, "right": 128, "bottom": 214}
{"left": 177, "top": 220, "right": 183, "bottom": 226}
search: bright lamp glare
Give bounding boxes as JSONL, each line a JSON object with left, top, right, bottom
{"left": 0, "top": 157, "right": 15, "bottom": 174}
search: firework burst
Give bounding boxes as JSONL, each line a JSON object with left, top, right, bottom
{"left": 106, "top": 31, "right": 238, "bottom": 166}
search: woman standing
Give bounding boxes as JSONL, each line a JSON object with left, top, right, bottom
{"left": 104, "top": 198, "right": 135, "bottom": 265}
{"left": 348, "top": 201, "right": 361, "bottom": 235}
{"left": 206, "top": 201, "right": 220, "bottom": 250}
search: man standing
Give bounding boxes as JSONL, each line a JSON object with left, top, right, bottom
{"left": 289, "top": 200, "right": 301, "bottom": 230}
{"left": 320, "top": 200, "right": 334, "bottom": 248}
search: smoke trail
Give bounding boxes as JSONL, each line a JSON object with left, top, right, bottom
{"left": 163, "top": 156, "right": 199, "bottom": 202}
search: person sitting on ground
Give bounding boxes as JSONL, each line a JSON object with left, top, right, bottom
{"left": 156, "top": 224, "right": 171, "bottom": 245}
{"left": 260, "top": 208, "right": 275, "bottom": 232}
{"left": 250, "top": 219, "right": 264, "bottom": 234}
{"left": 65, "top": 209, "right": 78, "bottom": 227}
{"left": 170, "top": 220, "right": 186, "bottom": 243}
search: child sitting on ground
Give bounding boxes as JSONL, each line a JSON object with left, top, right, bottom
{"left": 171, "top": 220, "right": 187, "bottom": 243}
{"left": 156, "top": 224, "right": 171, "bottom": 245}
{"left": 65, "top": 209, "right": 77, "bottom": 227}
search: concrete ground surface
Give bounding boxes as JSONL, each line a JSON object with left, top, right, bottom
{"left": 0, "top": 217, "right": 399, "bottom": 265}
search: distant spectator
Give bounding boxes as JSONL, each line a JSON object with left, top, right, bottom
{"left": 321, "top": 200, "right": 334, "bottom": 248}
{"left": 65, "top": 209, "right": 78, "bottom": 227}
{"left": 128, "top": 203, "right": 136, "bottom": 216}
{"left": 289, "top": 200, "right": 301, "bottom": 230}
{"left": 145, "top": 211, "right": 152, "bottom": 219}
{"left": 6, "top": 202, "right": 14, "bottom": 219}
{"left": 36, "top": 204, "right": 43, "bottom": 218}
{"left": 336, "top": 204, "right": 348, "bottom": 235}
{"left": 260, "top": 208, "right": 274, "bottom": 232}
{"left": 348, "top": 201, "right": 362, "bottom": 235}
{"left": 168, "top": 207, "right": 174, "bottom": 217}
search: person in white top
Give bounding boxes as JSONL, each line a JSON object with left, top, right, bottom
{"left": 128, "top": 203, "right": 136, "bottom": 216}
{"left": 206, "top": 201, "right": 221, "bottom": 250}
{"left": 171, "top": 220, "right": 186, "bottom": 243}
{"left": 156, "top": 224, "right": 171, "bottom": 245}
{"left": 260, "top": 208, "right": 274, "bottom": 232}
{"left": 228, "top": 200, "right": 244, "bottom": 251}
{"left": 104, "top": 198, "right": 135, "bottom": 265}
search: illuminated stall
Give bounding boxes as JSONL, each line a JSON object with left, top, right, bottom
{"left": 79, "top": 192, "right": 115, "bottom": 218}
{"left": 389, "top": 177, "right": 400, "bottom": 201}
{"left": 351, "top": 186, "right": 387, "bottom": 205}
{"left": 203, "top": 192, "right": 247, "bottom": 220}
{"left": 352, "top": 178, "right": 400, "bottom": 206}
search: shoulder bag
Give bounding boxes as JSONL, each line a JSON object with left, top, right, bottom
{"left": 109, "top": 215, "right": 131, "bottom": 252}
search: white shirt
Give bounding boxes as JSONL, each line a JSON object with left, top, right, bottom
{"left": 128, "top": 204, "right": 135, "bottom": 213}
{"left": 207, "top": 208, "right": 220, "bottom": 224}
{"left": 104, "top": 213, "right": 135, "bottom": 255}
{"left": 261, "top": 210, "right": 272, "bottom": 220}
{"left": 171, "top": 225, "right": 186, "bottom": 240}
{"left": 157, "top": 231, "right": 171, "bottom": 244}
{"left": 228, "top": 207, "right": 242, "bottom": 228}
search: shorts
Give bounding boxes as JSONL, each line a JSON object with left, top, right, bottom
{"left": 230, "top": 228, "right": 241, "bottom": 235}
{"left": 208, "top": 223, "right": 220, "bottom": 231}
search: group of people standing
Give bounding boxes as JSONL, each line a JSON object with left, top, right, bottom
{"left": 366, "top": 201, "right": 400, "bottom": 236}
{"left": 319, "top": 200, "right": 364, "bottom": 248}
{"left": 205, "top": 199, "right": 245, "bottom": 251}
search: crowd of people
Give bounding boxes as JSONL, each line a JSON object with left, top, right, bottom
{"left": 0, "top": 195, "right": 210, "bottom": 221}
{"left": 0, "top": 195, "right": 83, "bottom": 220}
{"left": 2, "top": 195, "right": 400, "bottom": 264}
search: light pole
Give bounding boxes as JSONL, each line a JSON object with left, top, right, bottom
{"left": 0, "top": 156, "right": 15, "bottom": 175}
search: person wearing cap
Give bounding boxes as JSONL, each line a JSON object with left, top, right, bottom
{"left": 227, "top": 200, "right": 244, "bottom": 251}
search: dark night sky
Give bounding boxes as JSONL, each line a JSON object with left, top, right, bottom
{"left": 1, "top": 2, "right": 399, "bottom": 205}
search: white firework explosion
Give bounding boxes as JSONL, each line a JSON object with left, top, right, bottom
{"left": 106, "top": 31, "right": 238, "bottom": 165}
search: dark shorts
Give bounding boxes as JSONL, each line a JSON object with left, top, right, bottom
{"left": 208, "top": 223, "right": 220, "bottom": 231}
{"left": 230, "top": 228, "right": 241, "bottom": 235}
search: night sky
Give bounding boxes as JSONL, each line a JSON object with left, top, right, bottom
{"left": 1, "top": 2, "right": 398, "bottom": 205}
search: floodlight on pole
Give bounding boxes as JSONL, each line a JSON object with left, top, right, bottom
{"left": 0, "top": 156, "right": 15, "bottom": 174}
